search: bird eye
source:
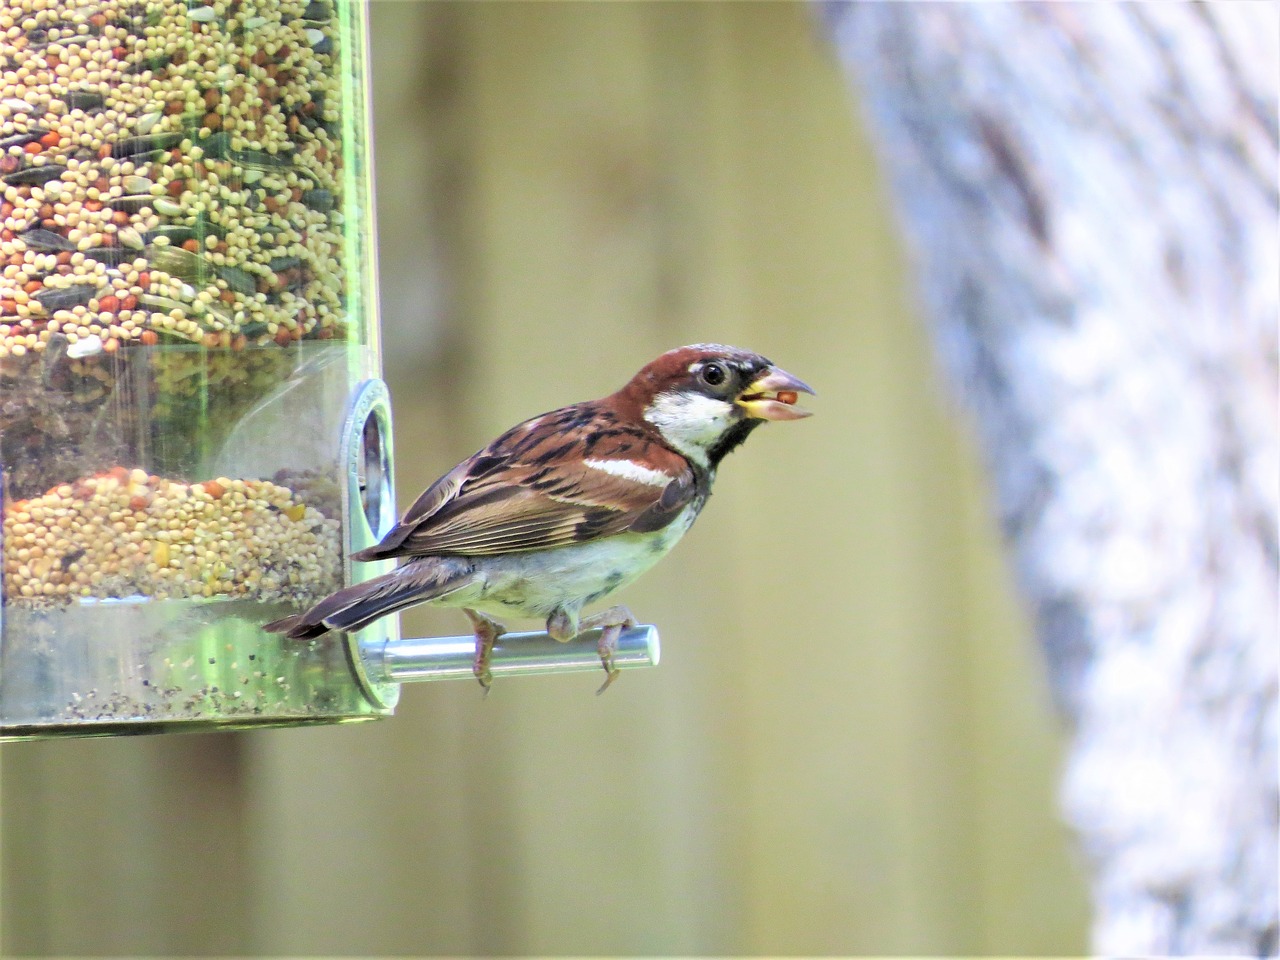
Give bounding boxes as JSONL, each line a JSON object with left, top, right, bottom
{"left": 700, "top": 362, "right": 728, "bottom": 387}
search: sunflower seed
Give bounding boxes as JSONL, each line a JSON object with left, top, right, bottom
{"left": 302, "top": 188, "right": 333, "bottom": 212}
{"left": 218, "top": 264, "right": 257, "bottom": 295}
{"left": 4, "top": 165, "right": 65, "bottom": 186}
{"left": 65, "top": 90, "right": 105, "bottom": 112}
{"left": 35, "top": 284, "right": 100, "bottom": 312}
{"left": 21, "top": 228, "right": 77, "bottom": 252}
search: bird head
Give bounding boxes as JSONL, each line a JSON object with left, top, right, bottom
{"left": 612, "top": 344, "right": 815, "bottom": 470}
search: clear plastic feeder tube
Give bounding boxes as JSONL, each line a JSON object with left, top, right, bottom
{"left": 0, "top": 0, "right": 398, "bottom": 738}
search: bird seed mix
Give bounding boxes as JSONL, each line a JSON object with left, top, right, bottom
{"left": 0, "top": 0, "right": 357, "bottom": 606}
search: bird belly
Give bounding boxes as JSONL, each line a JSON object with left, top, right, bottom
{"left": 440, "top": 520, "right": 692, "bottom": 622}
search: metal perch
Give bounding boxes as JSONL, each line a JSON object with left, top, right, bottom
{"left": 358, "top": 624, "right": 661, "bottom": 684}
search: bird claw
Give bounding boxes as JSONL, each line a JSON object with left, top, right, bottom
{"left": 595, "top": 662, "right": 621, "bottom": 695}
{"left": 581, "top": 606, "right": 636, "bottom": 695}
{"left": 595, "top": 624, "right": 623, "bottom": 695}
{"left": 472, "top": 604, "right": 636, "bottom": 694}
{"left": 465, "top": 608, "right": 506, "bottom": 694}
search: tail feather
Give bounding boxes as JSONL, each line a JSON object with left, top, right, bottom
{"left": 263, "top": 557, "right": 474, "bottom": 640}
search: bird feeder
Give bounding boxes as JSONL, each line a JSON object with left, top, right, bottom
{"left": 0, "top": 0, "right": 657, "bottom": 740}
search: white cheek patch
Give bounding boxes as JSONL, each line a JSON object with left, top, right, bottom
{"left": 583, "top": 457, "right": 672, "bottom": 487}
{"left": 643, "top": 390, "right": 736, "bottom": 466}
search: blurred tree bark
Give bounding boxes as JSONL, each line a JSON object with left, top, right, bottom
{"left": 828, "top": 3, "right": 1278, "bottom": 955}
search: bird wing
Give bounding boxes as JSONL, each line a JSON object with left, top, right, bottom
{"left": 355, "top": 403, "right": 697, "bottom": 560}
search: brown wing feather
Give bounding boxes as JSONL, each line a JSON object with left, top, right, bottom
{"left": 355, "top": 402, "right": 697, "bottom": 561}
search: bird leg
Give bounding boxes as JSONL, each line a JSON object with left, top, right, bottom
{"left": 579, "top": 605, "right": 638, "bottom": 695}
{"left": 464, "top": 608, "right": 506, "bottom": 692}
{"left": 547, "top": 605, "right": 637, "bottom": 692}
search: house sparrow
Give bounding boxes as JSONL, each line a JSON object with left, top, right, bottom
{"left": 264, "top": 344, "right": 814, "bottom": 692}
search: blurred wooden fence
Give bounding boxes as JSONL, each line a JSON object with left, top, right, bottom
{"left": 2, "top": 3, "right": 1088, "bottom": 954}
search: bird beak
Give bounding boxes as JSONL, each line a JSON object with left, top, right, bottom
{"left": 736, "top": 366, "right": 816, "bottom": 421}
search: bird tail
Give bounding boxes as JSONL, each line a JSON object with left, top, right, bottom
{"left": 262, "top": 556, "right": 475, "bottom": 640}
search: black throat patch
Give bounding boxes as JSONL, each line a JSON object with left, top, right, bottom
{"left": 706, "top": 418, "right": 763, "bottom": 471}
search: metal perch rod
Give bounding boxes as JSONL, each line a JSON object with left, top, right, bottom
{"left": 359, "top": 625, "right": 661, "bottom": 684}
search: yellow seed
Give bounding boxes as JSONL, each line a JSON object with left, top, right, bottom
{"left": 153, "top": 541, "right": 170, "bottom": 567}
{"left": 284, "top": 503, "right": 306, "bottom": 522}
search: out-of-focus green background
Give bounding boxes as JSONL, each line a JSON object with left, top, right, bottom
{"left": 2, "top": 3, "right": 1089, "bottom": 954}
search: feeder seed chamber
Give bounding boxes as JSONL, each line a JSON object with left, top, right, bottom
{"left": 0, "top": 0, "right": 657, "bottom": 740}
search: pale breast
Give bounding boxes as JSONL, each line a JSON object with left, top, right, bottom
{"left": 442, "top": 508, "right": 698, "bottom": 621}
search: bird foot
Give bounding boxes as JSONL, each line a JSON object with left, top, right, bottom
{"left": 594, "top": 633, "right": 622, "bottom": 694}
{"left": 465, "top": 608, "right": 507, "bottom": 693}
{"left": 578, "top": 605, "right": 637, "bottom": 695}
